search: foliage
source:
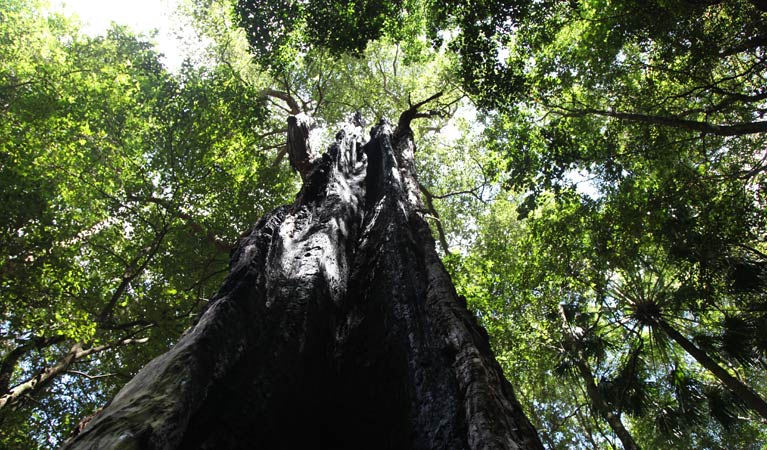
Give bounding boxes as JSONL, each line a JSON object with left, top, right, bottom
{"left": 435, "top": 0, "right": 767, "bottom": 446}
{"left": 234, "top": 0, "right": 434, "bottom": 69}
{"left": 452, "top": 191, "right": 767, "bottom": 448}
{"left": 0, "top": 1, "right": 293, "bottom": 446}
{"left": 3, "top": 0, "right": 767, "bottom": 448}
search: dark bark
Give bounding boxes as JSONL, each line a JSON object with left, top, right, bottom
{"left": 61, "top": 112, "right": 542, "bottom": 450}
{"left": 750, "top": 0, "right": 767, "bottom": 13}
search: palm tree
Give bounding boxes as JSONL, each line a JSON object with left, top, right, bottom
{"left": 608, "top": 257, "right": 767, "bottom": 420}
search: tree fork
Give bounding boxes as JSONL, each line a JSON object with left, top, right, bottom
{"left": 61, "top": 110, "right": 542, "bottom": 450}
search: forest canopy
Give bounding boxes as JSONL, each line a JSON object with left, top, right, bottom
{"left": 1, "top": 0, "right": 766, "bottom": 448}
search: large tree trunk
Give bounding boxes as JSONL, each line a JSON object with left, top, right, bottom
{"left": 61, "top": 110, "right": 543, "bottom": 450}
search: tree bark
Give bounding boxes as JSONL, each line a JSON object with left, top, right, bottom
{"left": 61, "top": 112, "right": 542, "bottom": 450}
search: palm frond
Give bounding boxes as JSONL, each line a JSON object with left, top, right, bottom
{"left": 703, "top": 384, "right": 746, "bottom": 430}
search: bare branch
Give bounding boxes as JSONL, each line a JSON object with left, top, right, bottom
{"left": 270, "top": 145, "right": 289, "bottom": 168}
{"left": 0, "top": 336, "right": 65, "bottom": 394}
{"left": 428, "top": 187, "right": 489, "bottom": 204}
{"left": 550, "top": 104, "right": 767, "bottom": 136}
{"left": 736, "top": 243, "right": 767, "bottom": 260}
{"left": 396, "top": 92, "right": 444, "bottom": 137}
{"left": 0, "top": 336, "right": 149, "bottom": 412}
{"left": 66, "top": 370, "right": 118, "bottom": 381}
{"left": 96, "top": 224, "right": 170, "bottom": 324}
{"left": 256, "top": 128, "right": 288, "bottom": 140}
{"left": 126, "top": 195, "right": 233, "bottom": 254}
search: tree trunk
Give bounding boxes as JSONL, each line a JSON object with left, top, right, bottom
{"left": 61, "top": 111, "right": 543, "bottom": 450}
{"left": 558, "top": 306, "right": 641, "bottom": 450}
{"left": 657, "top": 318, "right": 767, "bottom": 420}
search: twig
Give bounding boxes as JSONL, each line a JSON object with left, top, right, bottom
{"left": 66, "top": 370, "right": 117, "bottom": 380}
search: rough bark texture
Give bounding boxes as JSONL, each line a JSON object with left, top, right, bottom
{"left": 62, "top": 114, "right": 543, "bottom": 450}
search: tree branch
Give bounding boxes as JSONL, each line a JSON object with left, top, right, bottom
{"left": 127, "top": 195, "right": 233, "bottom": 254}
{"left": 418, "top": 183, "right": 452, "bottom": 256}
{"left": 260, "top": 88, "right": 302, "bottom": 115}
{"left": 552, "top": 105, "right": 767, "bottom": 136}
{"left": 0, "top": 336, "right": 65, "bottom": 395}
{"left": 96, "top": 224, "right": 170, "bottom": 325}
{"left": 270, "top": 145, "right": 289, "bottom": 168}
{"left": 719, "top": 34, "right": 767, "bottom": 57}
{"left": 0, "top": 335, "right": 149, "bottom": 412}
{"left": 256, "top": 128, "right": 288, "bottom": 140}
{"left": 66, "top": 370, "right": 118, "bottom": 381}
{"left": 558, "top": 305, "right": 641, "bottom": 450}
{"left": 736, "top": 243, "right": 767, "bottom": 260}
{"left": 395, "top": 92, "right": 444, "bottom": 138}
{"left": 428, "top": 186, "right": 489, "bottom": 204}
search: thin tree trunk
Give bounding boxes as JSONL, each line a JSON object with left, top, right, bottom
{"left": 61, "top": 110, "right": 542, "bottom": 450}
{"left": 656, "top": 318, "right": 767, "bottom": 420}
{"left": 559, "top": 306, "right": 641, "bottom": 450}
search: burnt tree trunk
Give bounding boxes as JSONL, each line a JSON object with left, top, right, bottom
{"left": 62, "top": 110, "right": 543, "bottom": 450}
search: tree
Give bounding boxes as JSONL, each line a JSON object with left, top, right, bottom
{"left": 451, "top": 191, "right": 767, "bottom": 448}
{"left": 557, "top": 305, "right": 640, "bottom": 450}
{"left": 7, "top": 0, "right": 767, "bottom": 446}
{"left": 62, "top": 100, "right": 543, "bottom": 448}
{"left": 608, "top": 259, "right": 767, "bottom": 420}
{"left": 3, "top": 1, "right": 512, "bottom": 445}
{"left": 438, "top": 0, "right": 767, "bottom": 446}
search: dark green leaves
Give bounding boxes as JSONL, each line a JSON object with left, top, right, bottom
{"left": 236, "top": 0, "right": 410, "bottom": 69}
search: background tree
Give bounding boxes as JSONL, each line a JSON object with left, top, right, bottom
{"left": 0, "top": 1, "right": 294, "bottom": 446}
{"left": 451, "top": 191, "right": 767, "bottom": 448}
{"left": 434, "top": 0, "right": 767, "bottom": 447}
